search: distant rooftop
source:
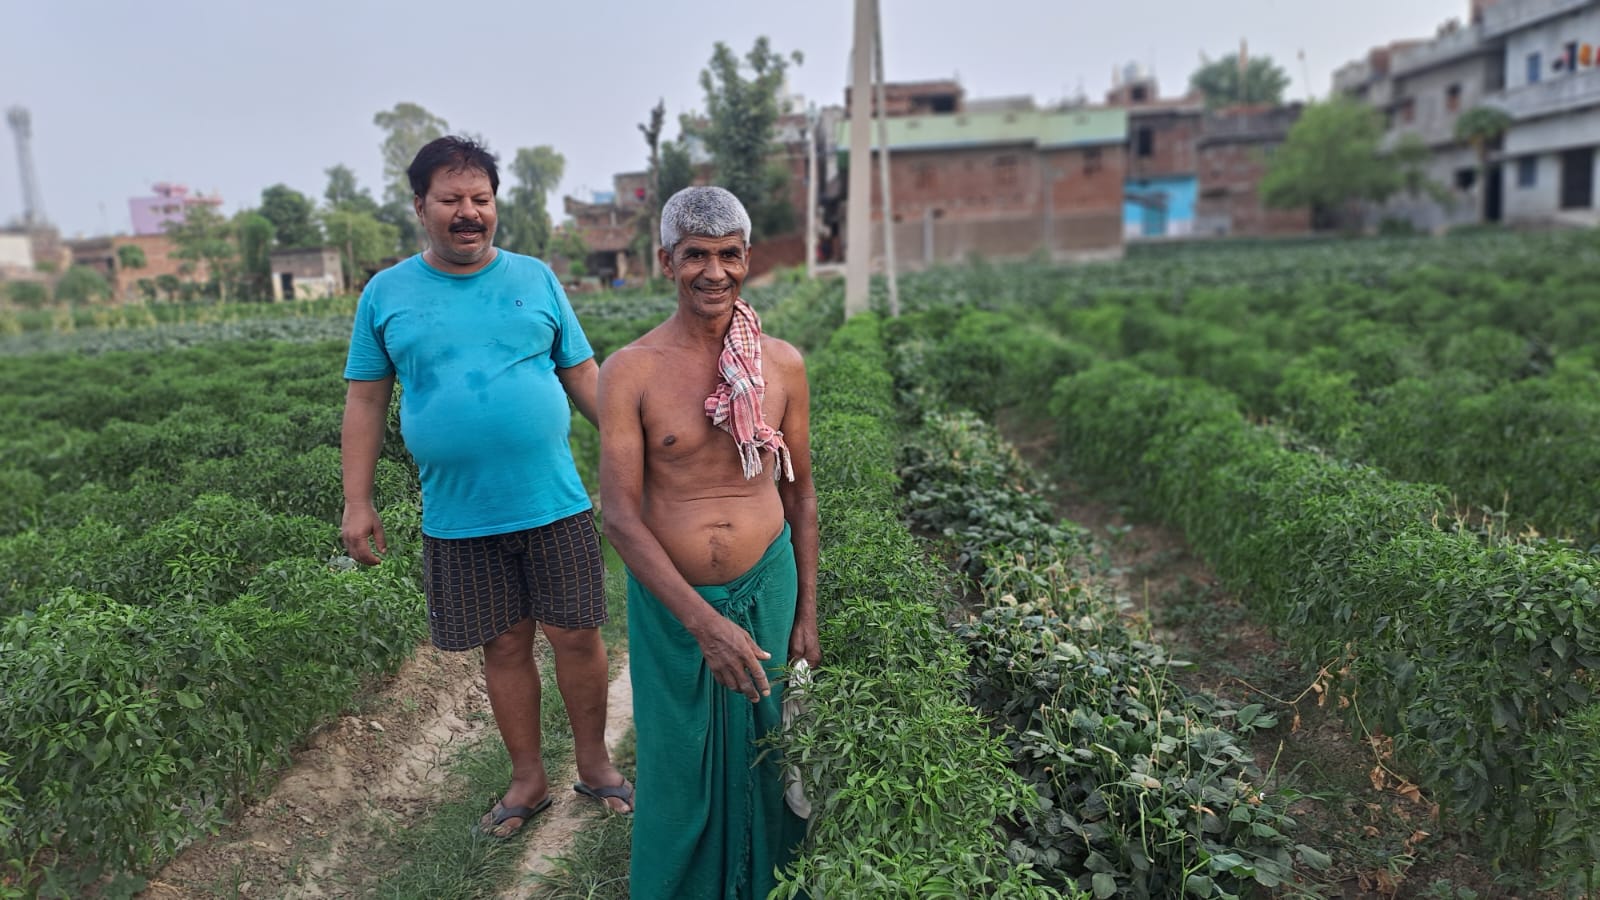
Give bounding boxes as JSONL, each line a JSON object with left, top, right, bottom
{"left": 838, "top": 107, "right": 1128, "bottom": 152}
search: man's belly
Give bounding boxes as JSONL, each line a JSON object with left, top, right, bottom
{"left": 643, "top": 492, "right": 785, "bottom": 586}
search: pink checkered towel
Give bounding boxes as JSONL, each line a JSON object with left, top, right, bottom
{"left": 705, "top": 299, "right": 794, "bottom": 481}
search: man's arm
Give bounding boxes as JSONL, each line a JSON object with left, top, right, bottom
{"left": 341, "top": 375, "right": 396, "bottom": 565}
{"left": 556, "top": 357, "right": 600, "bottom": 428}
{"left": 772, "top": 341, "right": 821, "bottom": 667}
{"left": 597, "top": 349, "right": 774, "bottom": 703}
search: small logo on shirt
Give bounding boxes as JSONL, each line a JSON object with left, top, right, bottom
{"left": 515, "top": 299, "right": 524, "bottom": 307}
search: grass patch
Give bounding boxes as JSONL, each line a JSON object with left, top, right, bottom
{"left": 366, "top": 542, "right": 631, "bottom": 899}
{"left": 526, "top": 781, "right": 635, "bottom": 899}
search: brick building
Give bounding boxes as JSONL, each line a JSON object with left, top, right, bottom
{"left": 840, "top": 106, "right": 1130, "bottom": 267}
{"left": 1106, "top": 70, "right": 1206, "bottom": 239}
{"left": 1195, "top": 106, "right": 1314, "bottom": 235}
{"left": 66, "top": 233, "right": 197, "bottom": 302}
{"left": 269, "top": 247, "right": 345, "bottom": 300}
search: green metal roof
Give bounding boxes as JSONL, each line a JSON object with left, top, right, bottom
{"left": 833, "top": 107, "right": 1127, "bottom": 152}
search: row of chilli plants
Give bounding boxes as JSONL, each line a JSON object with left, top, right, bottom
{"left": 881, "top": 231, "right": 1600, "bottom": 545}
{"left": 773, "top": 313, "right": 1063, "bottom": 898}
{"left": 865, "top": 291, "right": 1600, "bottom": 893}
{"left": 897, "top": 406, "right": 1332, "bottom": 899}
{"left": 1045, "top": 359, "right": 1600, "bottom": 895}
{"left": 0, "top": 339, "right": 428, "bottom": 896}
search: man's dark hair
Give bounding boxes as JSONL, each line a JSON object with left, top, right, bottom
{"left": 407, "top": 136, "right": 499, "bottom": 198}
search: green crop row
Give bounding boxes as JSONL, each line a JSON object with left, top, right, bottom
{"left": 896, "top": 409, "right": 1328, "bottom": 898}
{"left": 775, "top": 314, "right": 1065, "bottom": 899}
{"left": 1052, "top": 361, "right": 1600, "bottom": 894}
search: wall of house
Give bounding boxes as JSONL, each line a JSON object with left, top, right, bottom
{"left": 1389, "top": 53, "right": 1503, "bottom": 147}
{"left": 1502, "top": 109, "right": 1600, "bottom": 223}
{"left": 1195, "top": 141, "right": 1311, "bottom": 236}
{"left": 1503, "top": 5, "right": 1600, "bottom": 91}
{"left": 1123, "top": 174, "right": 1198, "bottom": 238}
{"left": 1126, "top": 110, "right": 1202, "bottom": 179}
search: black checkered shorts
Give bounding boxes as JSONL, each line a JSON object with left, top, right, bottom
{"left": 421, "top": 510, "right": 607, "bottom": 650}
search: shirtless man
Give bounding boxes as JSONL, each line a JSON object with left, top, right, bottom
{"left": 597, "top": 186, "right": 818, "bottom": 899}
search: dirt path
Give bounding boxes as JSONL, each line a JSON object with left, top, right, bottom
{"left": 495, "top": 662, "right": 632, "bottom": 899}
{"left": 141, "top": 650, "right": 633, "bottom": 899}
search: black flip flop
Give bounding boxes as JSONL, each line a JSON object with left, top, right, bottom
{"left": 573, "top": 779, "right": 634, "bottom": 815}
{"left": 478, "top": 794, "right": 553, "bottom": 838}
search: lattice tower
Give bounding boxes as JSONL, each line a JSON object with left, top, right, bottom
{"left": 7, "top": 106, "right": 47, "bottom": 227}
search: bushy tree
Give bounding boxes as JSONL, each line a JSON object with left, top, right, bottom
{"left": 235, "top": 212, "right": 275, "bottom": 300}
{"left": 55, "top": 265, "right": 110, "bottom": 305}
{"left": 374, "top": 102, "right": 449, "bottom": 251}
{"left": 116, "top": 244, "right": 146, "bottom": 271}
{"left": 1262, "top": 98, "right": 1418, "bottom": 229}
{"left": 1191, "top": 53, "right": 1291, "bottom": 108}
{"left": 698, "top": 37, "right": 802, "bottom": 240}
{"left": 259, "top": 184, "right": 321, "bottom": 248}
{"left": 165, "top": 204, "right": 237, "bottom": 301}
{"left": 322, "top": 207, "right": 400, "bottom": 289}
{"left": 498, "top": 145, "right": 565, "bottom": 258}
{"left": 6, "top": 280, "right": 48, "bottom": 309}
{"left": 324, "top": 164, "right": 380, "bottom": 216}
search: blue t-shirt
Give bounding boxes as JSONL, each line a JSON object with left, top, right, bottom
{"left": 344, "top": 250, "right": 594, "bottom": 538}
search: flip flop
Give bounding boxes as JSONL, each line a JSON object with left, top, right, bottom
{"left": 477, "top": 794, "right": 553, "bottom": 838}
{"left": 573, "top": 779, "right": 634, "bottom": 815}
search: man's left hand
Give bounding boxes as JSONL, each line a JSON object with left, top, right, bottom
{"left": 788, "top": 620, "right": 820, "bottom": 668}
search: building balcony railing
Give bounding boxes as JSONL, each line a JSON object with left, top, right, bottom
{"left": 1390, "top": 23, "right": 1488, "bottom": 77}
{"left": 1490, "top": 67, "right": 1600, "bottom": 118}
{"left": 1482, "top": 0, "right": 1593, "bottom": 38}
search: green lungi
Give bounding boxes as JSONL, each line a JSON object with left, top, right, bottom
{"left": 627, "top": 523, "right": 809, "bottom": 900}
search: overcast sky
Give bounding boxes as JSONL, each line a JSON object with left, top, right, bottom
{"left": 3, "top": 0, "right": 1469, "bottom": 238}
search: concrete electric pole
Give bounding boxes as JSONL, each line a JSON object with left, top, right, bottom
{"left": 844, "top": 0, "right": 875, "bottom": 317}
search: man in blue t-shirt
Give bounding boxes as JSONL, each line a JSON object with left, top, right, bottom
{"left": 341, "top": 136, "right": 633, "bottom": 836}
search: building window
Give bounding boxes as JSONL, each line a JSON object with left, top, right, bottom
{"left": 1083, "top": 147, "right": 1102, "bottom": 175}
{"left": 1455, "top": 168, "right": 1477, "bottom": 191}
{"left": 1527, "top": 52, "right": 1542, "bottom": 84}
{"left": 1399, "top": 98, "right": 1416, "bottom": 124}
{"left": 1131, "top": 85, "right": 1148, "bottom": 103}
{"left": 1560, "top": 147, "right": 1593, "bottom": 209}
{"left": 1518, "top": 156, "right": 1538, "bottom": 188}
{"left": 1135, "top": 127, "right": 1154, "bottom": 158}
{"left": 1446, "top": 83, "right": 1462, "bottom": 113}
{"left": 914, "top": 164, "right": 935, "bottom": 190}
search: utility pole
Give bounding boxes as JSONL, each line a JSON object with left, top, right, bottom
{"left": 805, "top": 103, "right": 818, "bottom": 279}
{"left": 844, "top": 0, "right": 875, "bottom": 317}
{"left": 872, "top": 0, "right": 899, "bottom": 317}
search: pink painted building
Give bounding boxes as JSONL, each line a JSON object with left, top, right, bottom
{"left": 128, "top": 182, "right": 223, "bottom": 235}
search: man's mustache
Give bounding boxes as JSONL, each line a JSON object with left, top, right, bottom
{"left": 450, "top": 221, "right": 486, "bottom": 233}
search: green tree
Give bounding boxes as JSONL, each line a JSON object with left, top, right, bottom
{"left": 5, "top": 280, "right": 48, "bottom": 309}
{"left": 498, "top": 145, "right": 565, "bottom": 258}
{"left": 155, "top": 273, "right": 181, "bottom": 301}
{"left": 259, "top": 184, "right": 321, "bottom": 248}
{"left": 55, "top": 265, "right": 110, "bottom": 305}
{"left": 374, "top": 102, "right": 449, "bottom": 251}
{"left": 698, "top": 37, "right": 802, "bottom": 240}
{"left": 235, "top": 211, "right": 275, "bottom": 300}
{"left": 1455, "top": 105, "right": 1513, "bottom": 222}
{"left": 165, "top": 204, "right": 237, "bottom": 301}
{"left": 321, "top": 207, "right": 400, "bottom": 289}
{"left": 1261, "top": 98, "right": 1415, "bottom": 229}
{"left": 1190, "top": 53, "right": 1291, "bottom": 108}
{"left": 324, "top": 163, "right": 380, "bottom": 215}
{"left": 116, "top": 244, "right": 147, "bottom": 271}
{"left": 638, "top": 99, "right": 668, "bottom": 275}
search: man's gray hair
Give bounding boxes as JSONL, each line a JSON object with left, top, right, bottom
{"left": 660, "top": 186, "right": 751, "bottom": 254}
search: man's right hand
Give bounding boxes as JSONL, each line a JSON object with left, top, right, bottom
{"left": 341, "top": 502, "right": 388, "bottom": 565}
{"left": 693, "top": 616, "right": 772, "bottom": 703}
